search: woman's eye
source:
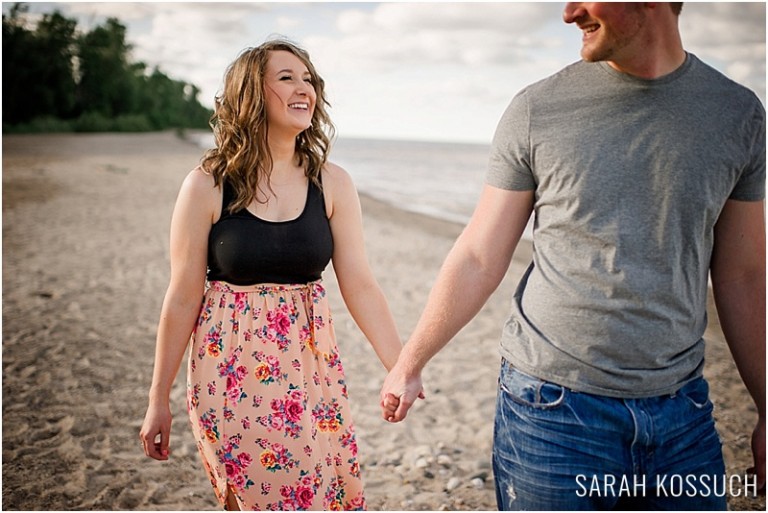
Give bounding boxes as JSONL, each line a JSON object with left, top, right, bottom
{"left": 279, "top": 76, "right": 292, "bottom": 81}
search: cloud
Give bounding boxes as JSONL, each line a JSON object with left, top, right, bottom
{"left": 680, "top": 3, "right": 765, "bottom": 47}
{"left": 309, "top": 2, "right": 565, "bottom": 73}
{"left": 64, "top": 2, "right": 158, "bottom": 23}
{"left": 276, "top": 16, "right": 303, "bottom": 32}
{"left": 338, "top": 2, "right": 560, "bottom": 33}
{"left": 127, "top": 3, "right": 272, "bottom": 104}
{"left": 33, "top": 2, "right": 271, "bottom": 104}
{"left": 300, "top": 3, "right": 578, "bottom": 141}
{"left": 680, "top": 3, "right": 766, "bottom": 101}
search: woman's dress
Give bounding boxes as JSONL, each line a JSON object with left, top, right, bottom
{"left": 187, "top": 179, "right": 366, "bottom": 510}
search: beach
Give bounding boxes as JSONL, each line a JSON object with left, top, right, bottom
{"left": 2, "top": 132, "right": 763, "bottom": 511}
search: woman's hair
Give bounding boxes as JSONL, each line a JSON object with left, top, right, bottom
{"left": 201, "top": 38, "right": 335, "bottom": 213}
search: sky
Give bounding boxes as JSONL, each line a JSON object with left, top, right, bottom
{"left": 8, "top": 2, "right": 767, "bottom": 144}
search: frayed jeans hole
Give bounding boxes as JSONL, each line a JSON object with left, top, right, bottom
{"left": 507, "top": 482, "right": 517, "bottom": 502}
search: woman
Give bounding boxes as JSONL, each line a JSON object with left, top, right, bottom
{"left": 139, "top": 39, "right": 404, "bottom": 510}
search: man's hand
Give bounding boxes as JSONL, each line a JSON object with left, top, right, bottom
{"left": 380, "top": 362, "right": 425, "bottom": 423}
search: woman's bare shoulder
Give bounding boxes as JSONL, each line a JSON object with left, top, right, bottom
{"left": 321, "top": 162, "right": 359, "bottom": 219}
{"left": 184, "top": 165, "right": 218, "bottom": 190}
{"left": 322, "top": 161, "right": 355, "bottom": 192}
{"left": 176, "top": 165, "right": 221, "bottom": 220}
{"left": 178, "top": 165, "right": 220, "bottom": 202}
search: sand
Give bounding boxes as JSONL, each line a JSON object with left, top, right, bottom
{"left": 2, "top": 132, "right": 763, "bottom": 511}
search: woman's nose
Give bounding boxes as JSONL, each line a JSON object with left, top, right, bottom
{"left": 297, "top": 81, "right": 312, "bottom": 96}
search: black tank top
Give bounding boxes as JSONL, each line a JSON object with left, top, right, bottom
{"left": 207, "top": 178, "right": 334, "bottom": 285}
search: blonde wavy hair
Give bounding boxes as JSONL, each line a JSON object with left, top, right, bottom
{"left": 201, "top": 39, "right": 335, "bottom": 213}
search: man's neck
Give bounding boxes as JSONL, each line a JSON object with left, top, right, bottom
{"left": 606, "top": 17, "right": 686, "bottom": 80}
{"left": 606, "top": 47, "right": 687, "bottom": 80}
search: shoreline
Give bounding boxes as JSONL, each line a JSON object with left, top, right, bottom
{"left": 2, "top": 132, "right": 762, "bottom": 511}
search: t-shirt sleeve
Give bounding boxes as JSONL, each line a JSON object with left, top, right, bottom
{"left": 730, "top": 99, "right": 766, "bottom": 201}
{"left": 486, "top": 89, "right": 536, "bottom": 191}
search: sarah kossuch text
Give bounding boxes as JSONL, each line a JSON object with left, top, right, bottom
{"left": 575, "top": 473, "right": 758, "bottom": 498}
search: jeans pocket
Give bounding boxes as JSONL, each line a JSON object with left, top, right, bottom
{"left": 675, "top": 377, "right": 712, "bottom": 411}
{"left": 498, "top": 360, "right": 565, "bottom": 410}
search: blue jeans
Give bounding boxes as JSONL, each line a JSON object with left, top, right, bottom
{"left": 492, "top": 359, "right": 727, "bottom": 510}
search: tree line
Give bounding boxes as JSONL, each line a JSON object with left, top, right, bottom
{"left": 2, "top": 3, "right": 213, "bottom": 133}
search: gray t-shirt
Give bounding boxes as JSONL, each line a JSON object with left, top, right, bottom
{"left": 487, "top": 53, "right": 765, "bottom": 397}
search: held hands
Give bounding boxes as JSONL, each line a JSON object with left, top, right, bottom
{"left": 379, "top": 361, "right": 426, "bottom": 423}
{"left": 139, "top": 402, "right": 172, "bottom": 460}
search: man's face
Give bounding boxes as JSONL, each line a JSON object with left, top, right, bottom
{"left": 563, "top": 3, "right": 647, "bottom": 63}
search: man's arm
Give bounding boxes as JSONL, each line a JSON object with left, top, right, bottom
{"left": 381, "top": 185, "right": 534, "bottom": 422}
{"left": 710, "top": 198, "right": 766, "bottom": 490}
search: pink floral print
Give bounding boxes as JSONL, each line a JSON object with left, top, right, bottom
{"left": 312, "top": 398, "right": 344, "bottom": 433}
{"left": 217, "top": 434, "right": 255, "bottom": 493}
{"left": 187, "top": 281, "right": 365, "bottom": 510}
{"left": 258, "top": 387, "right": 306, "bottom": 439}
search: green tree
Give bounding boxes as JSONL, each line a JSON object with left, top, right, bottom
{"left": 3, "top": 4, "right": 212, "bottom": 132}
{"left": 138, "top": 67, "right": 211, "bottom": 129}
{"left": 3, "top": 4, "right": 78, "bottom": 123}
{"left": 35, "top": 11, "right": 78, "bottom": 118}
{"left": 2, "top": 3, "right": 34, "bottom": 124}
{"left": 76, "top": 17, "right": 136, "bottom": 117}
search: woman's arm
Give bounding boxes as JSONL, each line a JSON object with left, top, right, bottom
{"left": 140, "top": 167, "right": 219, "bottom": 460}
{"left": 323, "top": 163, "right": 402, "bottom": 372}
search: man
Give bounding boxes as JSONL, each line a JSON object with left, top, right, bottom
{"left": 381, "top": 3, "right": 765, "bottom": 510}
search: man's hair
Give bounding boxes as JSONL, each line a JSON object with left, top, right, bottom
{"left": 670, "top": 3, "right": 683, "bottom": 15}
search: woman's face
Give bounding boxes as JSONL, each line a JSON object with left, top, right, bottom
{"left": 263, "top": 50, "right": 317, "bottom": 137}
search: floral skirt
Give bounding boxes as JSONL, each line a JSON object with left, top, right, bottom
{"left": 187, "top": 280, "right": 366, "bottom": 511}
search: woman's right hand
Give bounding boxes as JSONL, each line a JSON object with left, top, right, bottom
{"left": 139, "top": 401, "right": 172, "bottom": 460}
